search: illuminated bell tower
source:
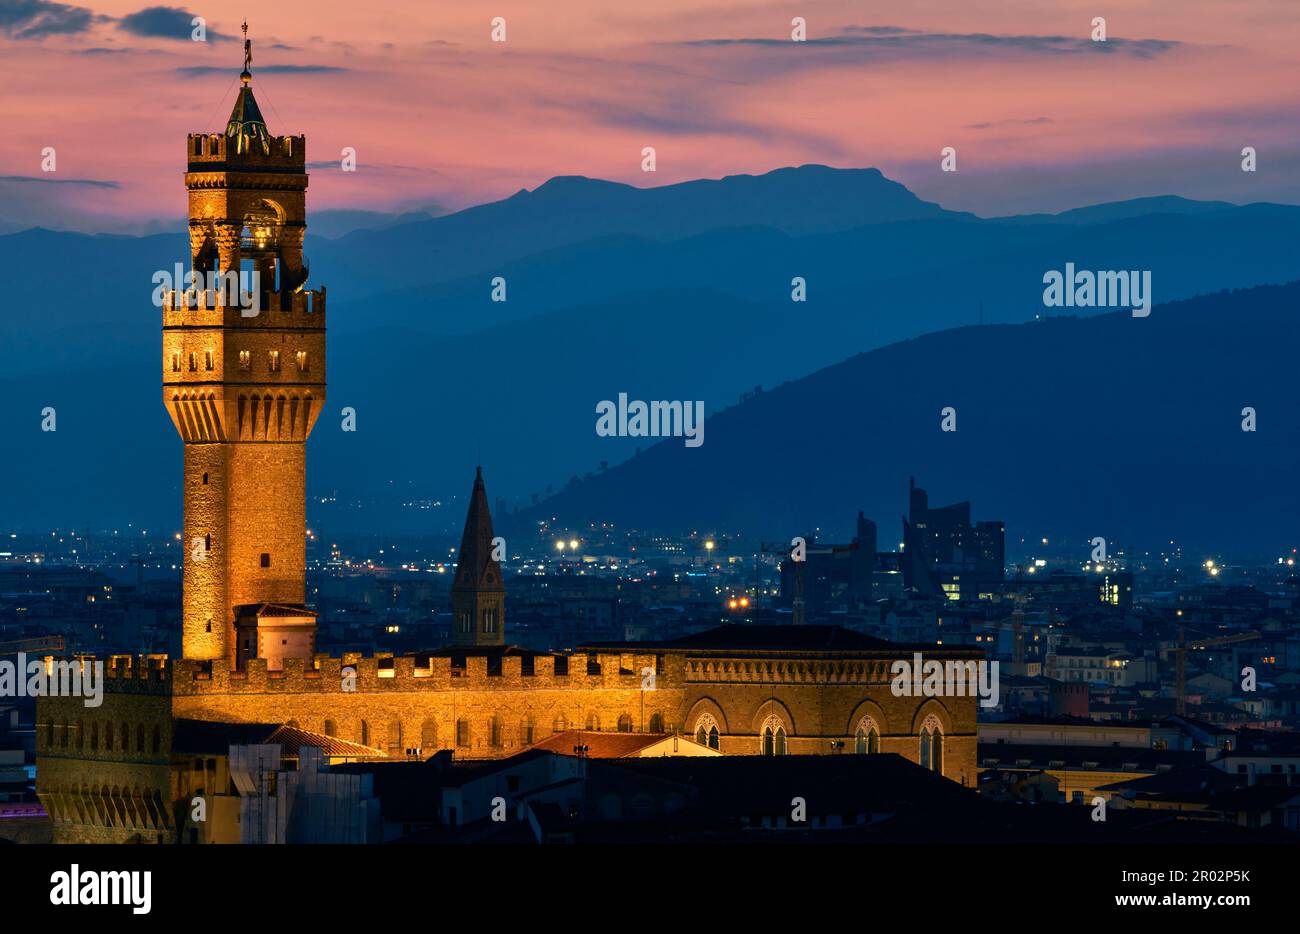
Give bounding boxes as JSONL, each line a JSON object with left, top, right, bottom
{"left": 162, "top": 27, "right": 325, "bottom": 667}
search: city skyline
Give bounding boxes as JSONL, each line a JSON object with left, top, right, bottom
{"left": 0, "top": 2, "right": 1295, "bottom": 902}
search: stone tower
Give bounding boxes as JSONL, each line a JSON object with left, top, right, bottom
{"left": 451, "top": 467, "right": 505, "bottom": 646}
{"left": 162, "top": 30, "right": 325, "bottom": 667}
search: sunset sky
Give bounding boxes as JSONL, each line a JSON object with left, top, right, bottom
{"left": 3, "top": 0, "right": 1298, "bottom": 233}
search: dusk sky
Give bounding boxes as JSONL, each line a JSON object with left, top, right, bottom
{"left": 3, "top": 0, "right": 1298, "bottom": 233}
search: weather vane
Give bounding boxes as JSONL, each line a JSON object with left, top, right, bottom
{"left": 242, "top": 19, "right": 251, "bottom": 73}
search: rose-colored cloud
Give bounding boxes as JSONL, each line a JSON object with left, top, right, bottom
{"left": 1, "top": 0, "right": 1297, "bottom": 232}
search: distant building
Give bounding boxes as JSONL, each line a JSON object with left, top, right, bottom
{"left": 902, "top": 478, "right": 1004, "bottom": 600}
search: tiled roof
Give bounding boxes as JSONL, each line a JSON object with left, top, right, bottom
{"left": 265, "top": 725, "right": 385, "bottom": 758}
{"left": 232, "top": 602, "right": 317, "bottom": 618}
{"left": 581, "top": 623, "right": 967, "bottom": 655}
{"left": 528, "top": 730, "right": 680, "bottom": 758}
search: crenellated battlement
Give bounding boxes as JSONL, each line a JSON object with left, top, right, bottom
{"left": 186, "top": 132, "right": 305, "bottom": 167}
{"left": 161, "top": 286, "right": 325, "bottom": 324}
{"left": 167, "top": 650, "right": 683, "bottom": 697}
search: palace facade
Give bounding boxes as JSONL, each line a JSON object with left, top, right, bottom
{"left": 35, "top": 42, "right": 980, "bottom": 844}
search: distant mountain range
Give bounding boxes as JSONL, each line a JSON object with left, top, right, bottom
{"left": 0, "top": 165, "right": 1296, "bottom": 539}
{"left": 509, "top": 282, "right": 1300, "bottom": 552}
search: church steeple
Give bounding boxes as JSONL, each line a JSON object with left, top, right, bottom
{"left": 451, "top": 466, "right": 505, "bottom": 646}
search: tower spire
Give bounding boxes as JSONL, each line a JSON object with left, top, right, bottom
{"left": 226, "top": 20, "right": 269, "bottom": 153}
{"left": 451, "top": 466, "right": 505, "bottom": 646}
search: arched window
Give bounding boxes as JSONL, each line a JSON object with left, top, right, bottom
{"left": 648, "top": 713, "right": 664, "bottom": 734}
{"left": 920, "top": 715, "right": 943, "bottom": 773}
{"left": 90, "top": 722, "right": 99, "bottom": 751}
{"left": 120, "top": 723, "right": 130, "bottom": 751}
{"left": 694, "top": 713, "right": 721, "bottom": 750}
{"left": 136, "top": 724, "right": 145, "bottom": 753}
{"left": 855, "top": 716, "right": 880, "bottom": 754}
{"left": 420, "top": 718, "right": 437, "bottom": 750}
{"left": 456, "top": 719, "right": 471, "bottom": 747}
{"left": 104, "top": 720, "right": 113, "bottom": 751}
{"left": 617, "top": 714, "right": 633, "bottom": 733}
{"left": 586, "top": 713, "right": 600, "bottom": 732}
{"left": 387, "top": 720, "right": 403, "bottom": 756}
{"left": 323, "top": 719, "right": 338, "bottom": 738}
{"left": 761, "top": 715, "right": 787, "bottom": 756}
{"left": 151, "top": 725, "right": 161, "bottom": 754}
{"left": 552, "top": 715, "right": 567, "bottom": 735}
{"left": 520, "top": 717, "right": 535, "bottom": 746}
{"left": 489, "top": 717, "right": 503, "bottom": 748}
{"left": 359, "top": 720, "right": 372, "bottom": 747}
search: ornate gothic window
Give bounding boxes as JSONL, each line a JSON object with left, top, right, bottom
{"left": 919, "top": 715, "right": 943, "bottom": 773}
{"left": 761, "top": 715, "right": 787, "bottom": 756}
{"left": 694, "top": 713, "right": 721, "bottom": 750}
{"left": 617, "top": 714, "right": 633, "bottom": 733}
{"left": 855, "top": 717, "right": 880, "bottom": 754}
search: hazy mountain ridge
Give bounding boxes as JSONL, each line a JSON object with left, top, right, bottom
{"left": 2, "top": 166, "right": 1297, "bottom": 533}
{"left": 508, "top": 282, "right": 1300, "bottom": 551}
